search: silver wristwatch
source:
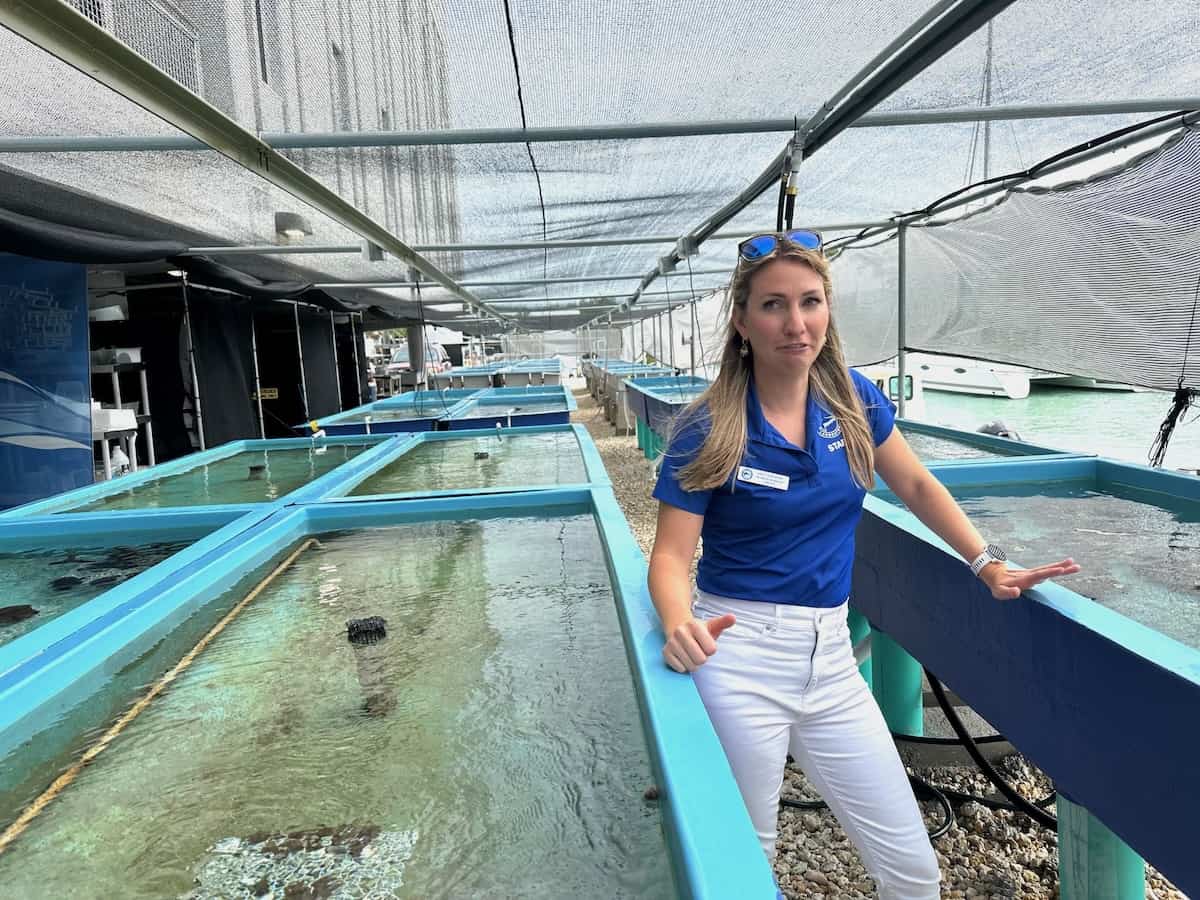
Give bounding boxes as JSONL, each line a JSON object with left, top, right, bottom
{"left": 969, "top": 543, "right": 1007, "bottom": 576}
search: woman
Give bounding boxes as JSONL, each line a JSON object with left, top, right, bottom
{"left": 647, "top": 230, "right": 1078, "bottom": 899}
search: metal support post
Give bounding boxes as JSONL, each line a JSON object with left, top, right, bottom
{"left": 897, "top": 223, "right": 908, "bottom": 418}
{"left": 329, "top": 311, "right": 343, "bottom": 411}
{"left": 294, "top": 302, "right": 310, "bottom": 422}
{"left": 181, "top": 276, "right": 206, "bottom": 450}
{"left": 871, "top": 630, "right": 922, "bottom": 736}
{"left": 349, "top": 313, "right": 363, "bottom": 406}
{"left": 138, "top": 366, "right": 156, "bottom": 465}
{"left": 250, "top": 314, "right": 266, "bottom": 439}
{"left": 667, "top": 304, "right": 676, "bottom": 370}
{"left": 689, "top": 299, "right": 698, "bottom": 377}
{"left": 1057, "top": 795, "right": 1145, "bottom": 900}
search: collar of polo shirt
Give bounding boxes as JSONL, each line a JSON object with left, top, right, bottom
{"left": 745, "top": 374, "right": 829, "bottom": 459}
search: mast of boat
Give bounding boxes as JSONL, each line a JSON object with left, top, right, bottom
{"left": 983, "top": 20, "right": 993, "bottom": 180}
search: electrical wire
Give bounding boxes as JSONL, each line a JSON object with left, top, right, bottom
{"left": 499, "top": 0, "right": 551, "bottom": 337}
{"left": 827, "top": 110, "right": 1194, "bottom": 254}
{"left": 684, "top": 256, "right": 710, "bottom": 384}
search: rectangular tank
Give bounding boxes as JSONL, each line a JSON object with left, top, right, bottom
{"left": 443, "top": 390, "right": 577, "bottom": 430}
{"left": 897, "top": 419, "right": 1078, "bottom": 464}
{"left": 855, "top": 455, "right": 1200, "bottom": 896}
{"left": 340, "top": 426, "right": 602, "bottom": 498}
{"left": 0, "top": 512, "right": 230, "bottom": 650}
{"left": 0, "top": 437, "right": 390, "bottom": 518}
{"left": 874, "top": 456, "right": 1200, "bottom": 648}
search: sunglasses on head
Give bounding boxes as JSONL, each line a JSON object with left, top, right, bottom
{"left": 737, "top": 229, "right": 824, "bottom": 262}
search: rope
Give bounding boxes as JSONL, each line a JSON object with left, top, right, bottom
{"left": 0, "top": 538, "right": 316, "bottom": 855}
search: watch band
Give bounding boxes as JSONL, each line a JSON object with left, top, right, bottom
{"left": 969, "top": 543, "right": 1007, "bottom": 576}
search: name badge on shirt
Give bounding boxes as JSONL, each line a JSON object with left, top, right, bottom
{"left": 737, "top": 465, "right": 790, "bottom": 491}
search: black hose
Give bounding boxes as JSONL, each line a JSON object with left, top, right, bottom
{"left": 924, "top": 668, "right": 1057, "bottom": 829}
{"left": 779, "top": 776, "right": 955, "bottom": 840}
{"left": 893, "top": 732, "right": 1009, "bottom": 746}
{"left": 779, "top": 669, "right": 1060, "bottom": 841}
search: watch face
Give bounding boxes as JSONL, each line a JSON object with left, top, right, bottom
{"left": 987, "top": 543, "right": 1007, "bottom": 562}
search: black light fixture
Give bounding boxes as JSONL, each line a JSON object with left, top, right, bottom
{"left": 274, "top": 211, "right": 312, "bottom": 239}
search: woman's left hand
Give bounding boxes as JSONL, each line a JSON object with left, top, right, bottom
{"left": 979, "top": 558, "right": 1081, "bottom": 600}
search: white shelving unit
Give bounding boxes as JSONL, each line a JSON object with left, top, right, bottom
{"left": 91, "top": 361, "right": 156, "bottom": 468}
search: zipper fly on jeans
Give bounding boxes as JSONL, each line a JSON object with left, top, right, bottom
{"left": 802, "top": 616, "right": 821, "bottom": 694}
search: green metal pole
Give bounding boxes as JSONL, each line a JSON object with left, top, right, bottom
{"left": 636, "top": 419, "right": 645, "bottom": 452}
{"left": 871, "top": 630, "right": 923, "bottom": 736}
{"left": 1057, "top": 796, "right": 1145, "bottom": 900}
{"left": 846, "top": 607, "right": 873, "bottom": 689}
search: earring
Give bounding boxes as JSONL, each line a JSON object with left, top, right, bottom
{"left": 739, "top": 337, "right": 750, "bottom": 358}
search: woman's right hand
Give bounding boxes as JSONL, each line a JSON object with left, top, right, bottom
{"left": 662, "top": 614, "right": 737, "bottom": 673}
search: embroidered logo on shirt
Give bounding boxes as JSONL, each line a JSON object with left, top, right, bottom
{"left": 817, "top": 414, "right": 841, "bottom": 439}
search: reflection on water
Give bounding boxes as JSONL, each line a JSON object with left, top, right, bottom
{"left": 352, "top": 432, "right": 587, "bottom": 495}
{"left": 338, "top": 407, "right": 443, "bottom": 423}
{"left": 73, "top": 445, "right": 368, "bottom": 511}
{"left": 0, "top": 516, "right": 672, "bottom": 899}
{"left": 455, "top": 401, "right": 569, "bottom": 419}
{"left": 900, "top": 428, "right": 1012, "bottom": 461}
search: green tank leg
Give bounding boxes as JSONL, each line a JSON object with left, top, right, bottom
{"left": 1057, "top": 795, "right": 1145, "bottom": 900}
{"left": 870, "top": 630, "right": 923, "bottom": 736}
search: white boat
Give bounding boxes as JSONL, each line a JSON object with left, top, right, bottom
{"left": 854, "top": 363, "right": 927, "bottom": 420}
{"left": 906, "top": 353, "right": 1031, "bottom": 400}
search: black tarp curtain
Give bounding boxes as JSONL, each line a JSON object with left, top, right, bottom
{"left": 94, "top": 286, "right": 357, "bottom": 455}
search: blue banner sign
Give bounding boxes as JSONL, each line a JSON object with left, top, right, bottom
{"left": 0, "top": 255, "right": 91, "bottom": 508}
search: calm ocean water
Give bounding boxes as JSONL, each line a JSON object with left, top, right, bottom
{"left": 913, "top": 387, "right": 1200, "bottom": 474}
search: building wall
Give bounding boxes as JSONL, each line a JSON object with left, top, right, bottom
{"left": 61, "top": 0, "right": 461, "bottom": 257}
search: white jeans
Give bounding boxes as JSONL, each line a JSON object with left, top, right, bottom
{"left": 691, "top": 590, "right": 941, "bottom": 900}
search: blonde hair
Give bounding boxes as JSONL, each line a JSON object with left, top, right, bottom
{"left": 672, "top": 245, "right": 877, "bottom": 491}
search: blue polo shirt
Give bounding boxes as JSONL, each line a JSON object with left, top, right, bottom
{"left": 652, "top": 369, "right": 896, "bottom": 607}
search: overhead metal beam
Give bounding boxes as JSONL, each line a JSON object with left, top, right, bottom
{"left": 185, "top": 221, "right": 886, "bottom": 257}
{"left": 587, "top": 0, "right": 1019, "bottom": 327}
{"left": 312, "top": 269, "right": 732, "bottom": 289}
{"left": 0, "top": 0, "right": 511, "bottom": 325}
{"left": 799, "top": 0, "right": 1021, "bottom": 158}
{"left": 454, "top": 289, "right": 718, "bottom": 306}
{"left": 6, "top": 98, "right": 1199, "bottom": 153}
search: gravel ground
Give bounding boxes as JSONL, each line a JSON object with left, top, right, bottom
{"left": 571, "top": 384, "right": 1186, "bottom": 900}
